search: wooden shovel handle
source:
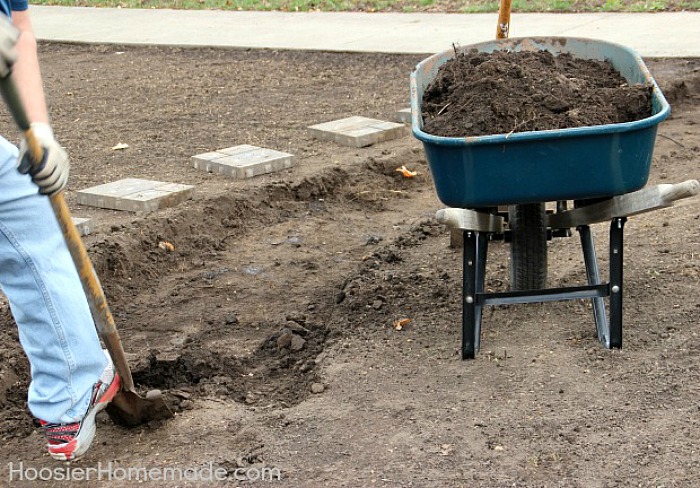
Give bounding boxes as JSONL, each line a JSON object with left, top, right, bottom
{"left": 496, "top": 0, "right": 512, "bottom": 39}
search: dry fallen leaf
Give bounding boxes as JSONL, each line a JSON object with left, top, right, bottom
{"left": 111, "top": 142, "right": 129, "bottom": 150}
{"left": 392, "top": 318, "right": 411, "bottom": 331}
{"left": 158, "top": 241, "right": 175, "bottom": 252}
{"left": 395, "top": 165, "right": 418, "bottom": 178}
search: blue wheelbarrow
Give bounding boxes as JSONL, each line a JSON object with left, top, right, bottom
{"left": 410, "top": 37, "right": 699, "bottom": 359}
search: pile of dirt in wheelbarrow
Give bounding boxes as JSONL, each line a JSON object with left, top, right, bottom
{"left": 421, "top": 50, "right": 653, "bottom": 137}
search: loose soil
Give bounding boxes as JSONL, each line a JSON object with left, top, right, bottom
{"left": 422, "top": 50, "right": 652, "bottom": 137}
{"left": 0, "top": 44, "right": 698, "bottom": 487}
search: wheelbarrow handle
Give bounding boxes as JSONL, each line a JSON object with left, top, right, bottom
{"left": 547, "top": 179, "right": 700, "bottom": 229}
{"left": 659, "top": 180, "right": 700, "bottom": 202}
{"left": 0, "top": 75, "right": 136, "bottom": 392}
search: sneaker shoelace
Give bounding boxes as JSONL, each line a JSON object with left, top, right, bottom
{"left": 41, "top": 422, "right": 81, "bottom": 445}
{"left": 40, "top": 365, "right": 115, "bottom": 446}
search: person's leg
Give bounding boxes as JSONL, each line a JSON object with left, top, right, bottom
{"left": 0, "top": 135, "right": 107, "bottom": 425}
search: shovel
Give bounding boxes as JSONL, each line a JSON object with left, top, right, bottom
{"left": 0, "top": 76, "right": 173, "bottom": 427}
{"left": 496, "top": 0, "right": 512, "bottom": 39}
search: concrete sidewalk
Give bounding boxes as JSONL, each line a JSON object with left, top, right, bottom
{"left": 30, "top": 6, "right": 699, "bottom": 57}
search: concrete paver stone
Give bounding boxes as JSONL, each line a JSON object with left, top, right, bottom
{"left": 192, "top": 145, "right": 295, "bottom": 179}
{"left": 72, "top": 217, "right": 92, "bottom": 236}
{"left": 395, "top": 108, "right": 412, "bottom": 124}
{"left": 76, "top": 178, "right": 195, "bottom": 212}
{"left": 308, "top": 116, "right": 409, "bottom": 148}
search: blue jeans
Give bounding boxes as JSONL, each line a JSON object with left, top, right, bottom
{"left": 0, "top": 136, "right": 106, "bottom": 424}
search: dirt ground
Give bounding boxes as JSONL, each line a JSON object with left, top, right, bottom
{"left": 0, "top": 43, "right": 698, "bottom": 487}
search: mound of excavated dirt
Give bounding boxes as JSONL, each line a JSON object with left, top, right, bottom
{"left": 421, "top": 50, "right": 653, "bottom": 137}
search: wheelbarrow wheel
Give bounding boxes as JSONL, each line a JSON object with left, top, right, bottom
{"left": 508, "top": 203, "right": 547, "bottom": 291}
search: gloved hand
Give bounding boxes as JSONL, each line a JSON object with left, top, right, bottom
{"left": 18, "top": 123, "right": 70, "bottom": 196}
{"left": 0, "top": 15, "right": 19, "bottom": 78}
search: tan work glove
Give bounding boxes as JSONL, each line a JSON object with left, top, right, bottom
{"left": 0, "top": 15, "right": 19, "bottom": 78}
{"left": 18, "top": 123, "right": 70, "bottom": 196}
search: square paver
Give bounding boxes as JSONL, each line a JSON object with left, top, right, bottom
{"left": 308, "top": 116, "right": 409, "bottom": 148}
{"left": 395, "top": 108, "right": 412, "bottom": 124}
{"left": 192, "top": 145, "right": 295, "bottom": 179}
{"left": 72, "top": 217, "right": 93, "bottom": 236}
{"left": 76, "top": 178, "right": 194, "bottom": 212}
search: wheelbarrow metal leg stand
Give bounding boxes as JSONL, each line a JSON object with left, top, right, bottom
{"left": 578, "top": 218, "right": 626, "bottom": 349}
{"left": 460, "top": 217, "right": 626, "bottom": 359}
{"left": 442, "top": 180, "right": 698, "bottom": 359}
{"left": 462, "top": 231, "right": 488, "bottom": 359}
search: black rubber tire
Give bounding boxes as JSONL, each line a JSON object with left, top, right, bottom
{"left": 508, "top": 203, "right": 548, "bottom": 291}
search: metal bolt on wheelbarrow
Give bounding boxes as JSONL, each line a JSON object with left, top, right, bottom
{"left": 0, "top": 76, "right": 173, "bottom": 426}
{"left": 410, "top": 37, "right": 700, "bottom": 359}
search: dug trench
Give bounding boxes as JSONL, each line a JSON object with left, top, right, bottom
{"left": 116, "top": 154, "right": 440, "bottom": 413}
{"left": 0, "top": 149, "right": 438, "bottom": 438}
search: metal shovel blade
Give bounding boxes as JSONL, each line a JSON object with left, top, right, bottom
{"left": 106, "top": 389, "right": 172, "bottom": 427}
{"left": 102, "top": 332, "right": 173, "bottom": 427}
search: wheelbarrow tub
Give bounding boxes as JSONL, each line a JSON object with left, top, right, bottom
{"left": 410, "top": 37, "right": 671, "bottom": 208}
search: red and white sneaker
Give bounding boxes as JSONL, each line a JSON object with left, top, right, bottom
{"left": 40, "top": 357, "right": 120, "bottom": 461}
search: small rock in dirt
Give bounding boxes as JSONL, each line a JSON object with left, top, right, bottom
{"left": 180, "top": 399, "right": 195, "bottom": 410}
{"left": 372, "top": 299, "right": 384, "bottom": 310}
{"left": 365, "top": 234, "right": 383, "bottom": 245}
{"left": 286, "top": 313, "right": 307, "bottom": 325}
{"left": 335, "top": 291, "right": 346, "bottom": 304}
{"left": 290, "top": 335, "right": 306, "bottom": 352}
{"left": 225, "top": 313, "right": 239, "bottom": 325}
{"left": 310, "top": 383, "right": 325, "bottom": 394}
{"left": 287, "top": 235, "right": 303, "bottom": 247}
{"left": 276, "top": 330, "right": 294, "bottom": 350}
{"left": 286, "top": 320, "right": 310, "bottom": 335}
